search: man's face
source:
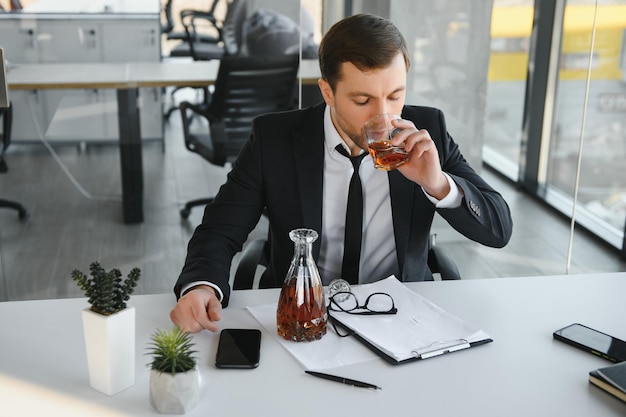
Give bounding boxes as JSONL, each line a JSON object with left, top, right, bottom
{"left": 319, "top": 52, "right": 407, "bottom": 150}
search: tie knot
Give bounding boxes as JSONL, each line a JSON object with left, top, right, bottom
{"left": 336, "top": 144, "right": 367, "bottom": 169}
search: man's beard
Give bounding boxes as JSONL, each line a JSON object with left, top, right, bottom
{"left": 336, "top": 115, "right": 367, "bottom": 151}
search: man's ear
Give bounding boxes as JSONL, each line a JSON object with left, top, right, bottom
{"left": 317, "top": 78, "right": 334, "bottom": 107}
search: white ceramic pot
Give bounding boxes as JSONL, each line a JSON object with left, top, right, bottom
{"left": 149, "top": 367, "right": 201, "bottom": 414}
{"left": 81, "top": 306, "right": 135, "bottom": 396}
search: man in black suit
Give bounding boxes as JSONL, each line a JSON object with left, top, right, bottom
{"left": 171, "top": 14, "right": 513, "bottom": 333}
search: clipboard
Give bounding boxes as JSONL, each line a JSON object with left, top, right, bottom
{"left": 328, "top": 277, "right": 493, "bottom": 365}
{"left": 330, "top": 316, "right": 492, "bottom": 365}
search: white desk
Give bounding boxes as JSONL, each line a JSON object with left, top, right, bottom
{"left": 1, "top": 273, "right": 624, "bottom": 416}
{"left": 6, "top": 60, "right": 321, "bottom": 224}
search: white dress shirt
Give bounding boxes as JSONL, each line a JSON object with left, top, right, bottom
{"left": 317, "top": 107, "right": 398, "bottom": 285}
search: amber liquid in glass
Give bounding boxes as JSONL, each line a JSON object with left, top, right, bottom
{"left": 368, "top": 140, "right": 409, "bottom": 170}
{"left": 276, "top": 278, "right": 327, "bottom": 342}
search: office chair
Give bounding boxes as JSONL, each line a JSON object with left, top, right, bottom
{"left": 164, "top": 0, "right": 247, "bottom": 120}
{"left": 178, "top": 54, "right": 300, "bottom": 219}
{"left": 161, "top": 0, "right": 175, "bottom": 36}
{"left": 233, "top": 232, "right": 461, "bottom": 290}
{"left": 169, "top": 0, "right": 245, "bottom": 61}
{"left": 161, "top": 0, "right": 221, "bottom": 44}
{"left": 0, "top": 103, "right": 28, "bottom": 221}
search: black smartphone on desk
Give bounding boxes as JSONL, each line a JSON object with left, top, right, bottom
{"left": 215, "top": 328, "right": 262, "bottom": 369}
{"left": 553, "top": 323, "right": 626, "bottom": 363}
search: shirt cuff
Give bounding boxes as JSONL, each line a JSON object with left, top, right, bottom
{"left": 180, "top": 281, "right": 224, "bottom": 301}
{"left": 422, "top": 173, "right": 463, "bottom": 208}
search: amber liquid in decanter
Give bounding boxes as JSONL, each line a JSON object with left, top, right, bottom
{"left": 276, "top": 229, "right": 327, "bottom": 342}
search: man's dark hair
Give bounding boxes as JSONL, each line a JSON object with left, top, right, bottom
{"left": 318, "top": 14, "right": 410, "bottom": 91}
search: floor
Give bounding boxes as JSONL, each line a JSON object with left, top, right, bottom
{"left": 1, "top": 100, "right": 625, "bottom": 302}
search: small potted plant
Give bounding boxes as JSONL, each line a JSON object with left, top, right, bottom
{"left": 72, "top": 261, "right": 141, "bottom": 396}
{"left": 147, "top": 326, "right": 200, "bottom": 414}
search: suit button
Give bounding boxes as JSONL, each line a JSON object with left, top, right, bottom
{"left": 469, "top": 201, "right": 481, "bottom": 216}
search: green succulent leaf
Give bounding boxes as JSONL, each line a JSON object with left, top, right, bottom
{"left": 71, "top": 261, "right": 141, "bottom": 316}
{"left": 147, "top": 326, "right": 197, "bottom": 374}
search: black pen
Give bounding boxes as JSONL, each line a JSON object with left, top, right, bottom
{"left": 305, "top": 370, "right": 381, "bottom": 390}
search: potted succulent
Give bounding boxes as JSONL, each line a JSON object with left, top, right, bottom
{"left": 147, "top": 326, "right": 200, "bottom": 414}
{"left": 72, "top": 261, "right": 141, "bottom": 396}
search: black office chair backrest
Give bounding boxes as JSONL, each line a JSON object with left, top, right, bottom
{"left": 206, "top": 53, "right": 300, "bottom": 157}
{"left": 0, "top": 103, "right": 11, "bottom": 173}
{"left": 220, "top": 0, "right": 247, "bottom": 56}
{"left": 179, "top": 53, "right": 299, "bottom": 168}
{"left": 1, "top": 48, "right": 12, "bottom": 173}
{"left": 161, "top": 0, "right": 175, "bottom": 34}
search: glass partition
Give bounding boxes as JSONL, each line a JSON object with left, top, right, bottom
{"left": 313, "top": 0, "right": 625, "bottom": 264}
{"left": 545, "top": 1, "right": 626, "bottom": 250}
{"left": 340, "top": 0, "right": 493, "bottom": 170}
{"left": 483, "top": 0, "right": 534, "bottom": 180}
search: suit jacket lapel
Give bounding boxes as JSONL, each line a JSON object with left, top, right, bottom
{"left": 292, "top": 104, "right": 326, "bottom": 257}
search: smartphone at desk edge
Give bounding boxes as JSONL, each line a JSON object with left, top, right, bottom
{"left": 553, "top": 323, "right": 626, "bottom": 363}
{"left": 215, "top": 328, "right": 261, "bottom": 369}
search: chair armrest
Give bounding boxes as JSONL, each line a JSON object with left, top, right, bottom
{"left": 428, "top": 244, "right": 461, "bottom": 280}
{"left": 179, "top": 101, "right": 208, "bottom": 150}
{"left": 180, "top": 9, "right": 220, "bottom": 51}
{"left": 180, "top": 100, "right": 209, "bottom": 116}
{"left": 234, "top": 239, "right": 269, "bottom": 290}
{"left": 180, "top": 9, "right": 218, "bottom": 24}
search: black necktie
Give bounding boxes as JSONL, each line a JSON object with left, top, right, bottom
{"left": 336, "top": 144, "right": 367, "bottom": 284}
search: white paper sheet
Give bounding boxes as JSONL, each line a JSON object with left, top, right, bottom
{"left": 246, "top": 303, "right": 379, "bottom": 370}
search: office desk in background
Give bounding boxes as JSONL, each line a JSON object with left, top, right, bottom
{"left": 0, "top": 273, "right": 624, "bottom": 416}
{"left": 6, "top": 60, "right": 321, "bottom": 223}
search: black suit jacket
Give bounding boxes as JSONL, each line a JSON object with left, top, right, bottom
{"left": 176, "top": 103, "right": 513, "bottom": 306}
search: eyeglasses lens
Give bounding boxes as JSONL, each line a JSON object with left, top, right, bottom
{"left": 365, "top": 293, "right": 394, "bottom": 313}
{"left": 333, "top": 292, "right": 358, "bottom": 311}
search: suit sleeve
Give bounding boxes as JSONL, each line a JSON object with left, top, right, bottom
{"left": 174, "top": 124, "right": 266, "bottom": 307}
{"left": 431, "top": 108, "right": 513, "bottom": 248}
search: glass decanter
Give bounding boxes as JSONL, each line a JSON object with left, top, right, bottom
{"left": 276, "top": 228, "right": 327, "bottom": 342}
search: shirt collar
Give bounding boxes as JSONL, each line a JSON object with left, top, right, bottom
{"left": 323, "top": 105, "right": 362, "bottom": 157}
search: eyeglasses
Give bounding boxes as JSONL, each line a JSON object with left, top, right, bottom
{"left": 328, "top": 291, "right": 397, "bottom": 315}
{"left": 327, "top": 291, "right": 397, "bottom": 337}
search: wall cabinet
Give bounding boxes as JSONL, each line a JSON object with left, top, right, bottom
{"left": 0, "top": 13, "right": 162, "bottom": 143}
